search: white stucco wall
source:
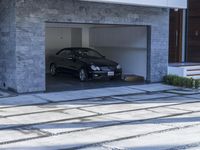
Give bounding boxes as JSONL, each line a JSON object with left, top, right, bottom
{"left": 80, "top": 0, "right": 187, "bottom": 9}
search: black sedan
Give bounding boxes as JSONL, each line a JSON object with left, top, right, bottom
{"left": 49, "top": 47, "right": 122, "bottom": 81}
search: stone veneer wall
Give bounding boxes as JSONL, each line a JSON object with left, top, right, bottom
{"left": 0, "top": 0, "right": 169, "bottom": 93}
{"left": 0, "top": 0, "right": 16, "bottom": 91}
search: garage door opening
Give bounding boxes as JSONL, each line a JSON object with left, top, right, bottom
{"left": 45, "top": 23, "right": 149, "bottom": 92}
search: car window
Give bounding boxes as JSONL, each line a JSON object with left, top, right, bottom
{"left": 74, "top": 49, "right": 103, "bottom": 58}
{"left": 59, "top": 50, "right": 73, "bottom": 58}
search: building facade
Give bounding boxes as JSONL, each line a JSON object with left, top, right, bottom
{"left": 0, "top": 0, "right": 187, "bottom": 93}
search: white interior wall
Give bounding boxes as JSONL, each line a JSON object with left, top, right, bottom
{"left": 71, "top": 28, "right": 82, "bottom": 47}
{"left": 82, "top": 27, "right": 90, "bottom": 47}
{"left": 45, "top": 27, "right": 72, "bottom": 53}
{"left": 45, "top": 27, "right": 72, "bottom": 72}
{"left": 90, "top": 26, "right": 147, "bottom": 79}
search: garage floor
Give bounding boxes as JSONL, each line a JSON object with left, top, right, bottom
{"left": 46, "top": 74, "right": 144, "bottom": 92}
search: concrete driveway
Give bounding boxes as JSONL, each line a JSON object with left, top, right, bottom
{"left": 46, "top": 73, "right": 144, "bottom": 92}
{"left": 0, "top": 84, "right": 200, "bottom": 150}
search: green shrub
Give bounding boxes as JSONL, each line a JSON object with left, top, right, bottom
{"left": 195, "top": 79, "right": 200, "bottom": 89}
{"left": 163, "top": 75, "right": 199, "bottom": 89}
{"left": 185, "top": 78, "right": 194, "bottom": 88}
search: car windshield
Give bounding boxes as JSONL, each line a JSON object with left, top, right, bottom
{"left": 74, "top": 49, "right": 103, "bottom": 58}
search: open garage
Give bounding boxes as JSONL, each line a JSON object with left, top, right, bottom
{"left": 45, "top": 23, "right": 149, "bottom": 92}
{"left": 0, "top": 0, "right": 170, "bottom": 93}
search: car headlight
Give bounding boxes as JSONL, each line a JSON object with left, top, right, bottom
{"left": 96, "top": 66, "right": 101, "bottom": 71}
{"left": 117, "top": 64, "right": 121, "bottom": 70}
{"left": 91, "top": 65, "right": 100, "bottom": 71}
{"left": 91, "top": 65, "right": 97, "bottom": 71}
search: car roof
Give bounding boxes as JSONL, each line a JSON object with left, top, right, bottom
{"left": 56, "top": 47, "right": 93, "bottom": 55}
{"left": 63, "top": 47, "right": 91, "bottom": 50}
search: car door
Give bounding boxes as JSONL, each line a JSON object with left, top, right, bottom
{"left": 57, "top": 49, "right": 74, "bottom": 73}
{"left": 64, "top": 49, "right": 77, "bottom": 73}
{"left": 67, "top": 49, "right": 82, "bottom": 73}
{"left": 70, "top": 49, "right": 85, "bottom": 72}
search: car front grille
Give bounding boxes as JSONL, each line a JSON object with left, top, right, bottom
{"left": 100, "top": 66, "right": 115, "bottom": 71}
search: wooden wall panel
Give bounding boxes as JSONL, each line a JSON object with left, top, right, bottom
{"left": 169, "top": 9, "right": 183, "bottom": 63}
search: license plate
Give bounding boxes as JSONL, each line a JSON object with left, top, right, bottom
{"left": 108, "top": 71, "right": 114, "bottom": 76}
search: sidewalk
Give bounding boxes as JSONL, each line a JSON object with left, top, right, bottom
{"left": 0, "top": 83, "right": 178, "bottom": 105}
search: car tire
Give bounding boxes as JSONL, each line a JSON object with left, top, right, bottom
{"left": 50, "top": 64, "right": 57, "bottom": 76}
{"left": 79, "top": 68, "right": 88, "bottom": 82}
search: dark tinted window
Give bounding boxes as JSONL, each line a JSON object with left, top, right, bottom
{"left": 74, "top": 48, "right": 103, "bottom": 58}
{"left": 59, "top": 50, "right": 73, "bottom": 58}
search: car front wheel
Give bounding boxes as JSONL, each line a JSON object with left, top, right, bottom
{"left": 79, "top": 69, "right": 88, "bottom": 82}
{"left": 50, "top": 64, "right": 57, "bottom": 76}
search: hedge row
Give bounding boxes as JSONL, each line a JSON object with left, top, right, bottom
{"left": 163, "top": 75, "right": 200, "bottom": 89}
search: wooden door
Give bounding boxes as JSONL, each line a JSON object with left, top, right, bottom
{"left": 169, "top": 9, "right": 183, "bottom": 63}
{"left": 187, "top": 0, "right": 200, "bottom": 62}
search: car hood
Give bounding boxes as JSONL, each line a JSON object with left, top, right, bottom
{"left": 79, "top": 57, "right": 118, "bottom": 66}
